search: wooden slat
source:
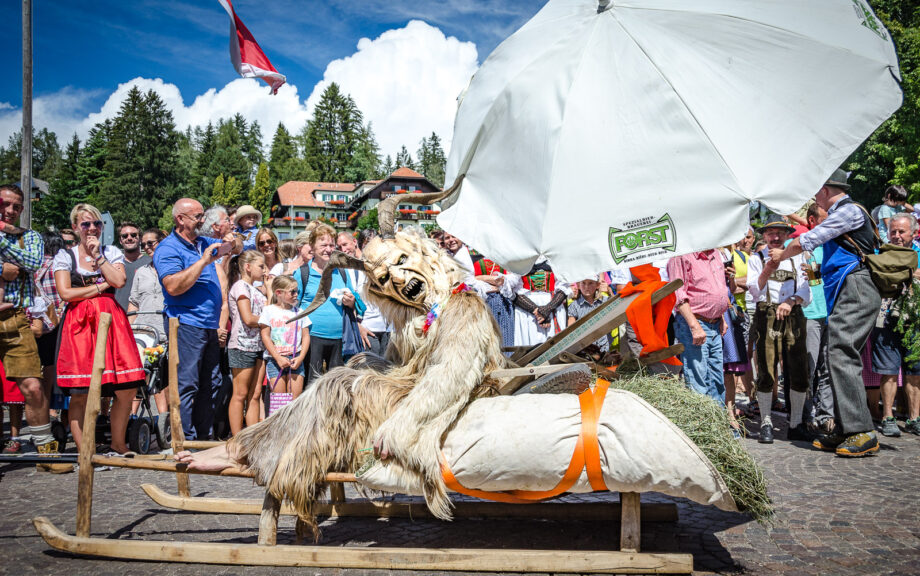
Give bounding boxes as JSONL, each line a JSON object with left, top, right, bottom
{"left": 620, "top": 492, "right": 641, "bottom": 552}
{"left": 139, "top": 484, "right": 679, "bottom": 522}
{"left": 88, "top": 455, "right": 355, "bottom": 483}
{"left": 489, "top": 363, "right": 589, "bottom": 379}
{"left": 183, "top": 440, "right": 225, "bottom": 450}
{"left": 76, "top": 313, "right": 111, "bottom": 538}
{"left": 33, "top": 516, "right": 692, "bottom": 573}
{"left": 167, "top": 318, "right": 190, "bottom": 497}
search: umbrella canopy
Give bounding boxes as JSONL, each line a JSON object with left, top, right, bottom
{"left": 438, "top": 0, "right": 902, "bottom": 282}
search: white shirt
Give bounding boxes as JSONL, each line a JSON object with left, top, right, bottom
{"left": 746, "top": 249, "right": 812, "bottom": 306}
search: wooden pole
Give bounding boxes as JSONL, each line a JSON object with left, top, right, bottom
{"left": 20, "top": 0, "right": 32, "bottom": 227}
{"left": 167, "top": 317, "right": 190, "bottom": 497}
{"left": 75, "top": 313, "right": 111, "bottom": 538}
{"left": 620, "top": 492, "right": 641, "bottom": 552}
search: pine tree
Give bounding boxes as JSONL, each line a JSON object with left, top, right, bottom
{"left": 73, "top": 120, "right": 111, "bottom": 207}
{"left": 97, "top": 87, "right": 181, "bottom": 228}
{"left": 344, "top": 122, "right": 382, "bottom": 182}
{"left": 211, "top": 174, "right": 244, "bottom": 207}
{"left": 419, "top": 131, "right": 446, "bottom": 187}
{"left": 245, "top": 120, "right": 264, "bottom": 170}
{"left": 208, "top": 119, "right": 251, "bottom": 195}
{"left": 302, "top": 83, "right": 365, "bottom": 181}
{"left": 395, "top": 145, "right": 415, "bottom": 170}
{"left": 34, "top": 133, "right": 80, "bottom": 230}
{"left": 194, "top": 122, "right": 218, "bottom": 198}
{"left": 269, "top": 123, "right": 296, "bottom": 189}
{"left": 381, "top": 154, "right": 395, "bottom": 177}
{"left": 249, "top": 162, "right": 272, "bottom": 220}
{"left": 211, "top": 174, "right": 226, "bottom": 206}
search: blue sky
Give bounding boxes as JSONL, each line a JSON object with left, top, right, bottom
{"left": 0, "top": 1, "right": 546, "bottom": 155}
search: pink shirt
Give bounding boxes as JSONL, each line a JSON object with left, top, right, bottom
{"left": 666, "top": 250, "right": 730, "bottom": 320}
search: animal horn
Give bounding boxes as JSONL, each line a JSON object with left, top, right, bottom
{"left": 287, "top": 251, "right": 367, "bottom": 323}
{"left": 377, "top": 174, "right": 465, "bottom": 238}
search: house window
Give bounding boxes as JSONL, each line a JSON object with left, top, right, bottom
{"left": 338, "top": 195, "right": 346, "bottom": 201}
{"left": 323, "top": 194, "right": 332, "bottom": 201}
{"left": 408, "top": 185, "right": 417, "bottom": 192}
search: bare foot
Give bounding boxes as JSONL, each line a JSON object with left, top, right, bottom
{"left": 174, "top": 445, "right": 237, "bottom": 472}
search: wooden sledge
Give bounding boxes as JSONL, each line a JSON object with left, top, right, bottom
{"left": 34, "top": 302, "right": 696, "bottom": 573}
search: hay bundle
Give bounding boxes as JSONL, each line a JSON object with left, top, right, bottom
{"left": 608, "top": 374, "right": 773, "bottom": 523}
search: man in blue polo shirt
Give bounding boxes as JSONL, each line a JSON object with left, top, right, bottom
{"left": 154, "top": 198, "right": 239, "bottom": 440}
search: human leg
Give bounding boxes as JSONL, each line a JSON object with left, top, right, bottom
{"left": 245, "top": 359, "right": 264, "bottom": 426}
{"left": 783, "top": 309, "right": 810, "bottom": 430}
{"left": 704, "top": 322, "right": 725, "bottom": 406}
{"left": 752, "top": 306, "right": 777, "bottom": 436}
{"left": 192, "top": 329, "right": 222, "bottom": 440}
{"left": 175, "top": 323, "right": 206, "bottom": 440}
{"left": 68, "top": 394, "right": 87, "bottom": 453}
{"left": 905, "top": 375, "right": 920, "bottom": 434}
{"left": 229, "top": 366, "right": 256, "bottom": 435}
{"left": 674, "top": 315, "right": 709, "bottom": 399}
{"left": 109, "top": 387, "right": 135, "bottom": 453}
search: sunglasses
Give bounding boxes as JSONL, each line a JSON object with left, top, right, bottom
{"left": 182, "top": 212, "right": 205, "bottom": 223}
{"left": 63, "top": 238, "right": 77, "bottom": 246}
{"left": 141, "top": 241, "right": 158, "bottom": 249}
{"left": 120, "top": 232, "right": 138, "bottom": 239}
{"left": 79, "top": 220, "right": 103, "bottom": 230}
{"left": 258, "top": 240, "right": 276, "bottom": 247}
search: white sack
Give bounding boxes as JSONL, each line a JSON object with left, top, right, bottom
{"left": 358, "top": 389, "right": 737, "bottom": 512}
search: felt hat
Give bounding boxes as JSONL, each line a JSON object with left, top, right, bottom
{"left": 824, "top": 168, "right": 851, "bottom": 191}
{"left": 234, "top": 205, "right": 262, "bottom": 225}
{"left": 757, "top": 213, "right": 795, "bottom": 234}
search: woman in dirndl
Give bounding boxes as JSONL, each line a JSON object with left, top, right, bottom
{"left": 54, "top": 203, "right": 145, "bottom": 455}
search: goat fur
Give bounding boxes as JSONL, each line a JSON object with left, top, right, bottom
{"left": 230, "top": 231, "right": 508, "bottom": 537}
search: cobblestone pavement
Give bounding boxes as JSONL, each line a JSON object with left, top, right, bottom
{"left": 1, "top": 411, "right": 919, "bottom": 576}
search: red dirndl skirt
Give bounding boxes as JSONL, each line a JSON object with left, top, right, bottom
{"left": 0, "top": 360, "right": 24, "bottom": 404}
{"left": 56, "top": 293, "right": 144, "bottom": 391}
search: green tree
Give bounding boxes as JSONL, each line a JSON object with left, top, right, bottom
{"left": 208, "top": 119, "right": 251, "bottom": 195}
{"left": 395, "top": 145, "right": 415, "bottom": 170}
{"left": 847, "top": 1, "right": 920, "bottom": 205}
{"left": 35, "top": 133, "right": 80, "bottom": 230}
{"left": 416, "top": 132, "right": 446, "bottom": 187}
{"left": 97, "top": 87, "right": 181, "bottom": 228}
{"left": 356, "top": 207, "right": 379, "bottom": 231}
{"left": 381, "top": 154, "right": 395, "bottom": 177}
{"left": 269, "top": 122, "right": 297, "bottom": 189}
{"left": 344, "top": 122, "right": 382, "bottom": 182}
{"left": 211, "top": 173, "right": 244, "bottom": 207}
{"left": 302, "top": 82, "right": 364, "bottom": 181}
{"left": 72, "top": 120, "right": 111, "bottom": 207}
{"left": 249, "top": 162, "right": 272, "bottom": 220}
{"left": 193, "top": 122, "right": 218, "bottom": 198}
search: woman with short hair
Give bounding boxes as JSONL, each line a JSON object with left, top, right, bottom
{"left": 54, "top": 203, "right": 144, "bottom": 454}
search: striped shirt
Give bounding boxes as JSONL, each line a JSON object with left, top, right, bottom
{"left": 0, "top": 229, "right": 43, "bottom": 307}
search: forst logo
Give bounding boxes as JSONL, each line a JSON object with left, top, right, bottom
{"left": 608, "top": 214, "right": 677, "bottom": 264}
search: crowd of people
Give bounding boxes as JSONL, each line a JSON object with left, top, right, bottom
{"left": 1, "top": 168, "right": 918, "bottom": 463}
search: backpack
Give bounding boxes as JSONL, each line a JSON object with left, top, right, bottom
{"left": 842, "top": 204, "right": 918, "bottom": 298}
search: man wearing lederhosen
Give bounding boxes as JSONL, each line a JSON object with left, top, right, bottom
{"left": 747, "top": 214, "right": 811, "bottom": 444}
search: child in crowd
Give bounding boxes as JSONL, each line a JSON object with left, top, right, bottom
{"left": 227, "top": 250, "right": 268, "bottom": 435}
{"left": 259, "top": 275, "right": 311, "bottom": 399}
{"left": 234, "top": 205, "right": 262, "bottom": 251}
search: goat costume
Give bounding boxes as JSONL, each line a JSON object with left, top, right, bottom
{"left": 230, "top": 185, "right": 510, "bottom": 536}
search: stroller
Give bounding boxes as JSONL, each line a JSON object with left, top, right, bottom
{"left": 129, "top": 316, "right": 170, "bottom": 453}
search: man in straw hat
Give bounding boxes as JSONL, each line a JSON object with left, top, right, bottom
{"left": 747, "top": 214, "right": 811, "bottom": 444}
{"left": 770, "top": 169, "right": 881, "bottom": 457}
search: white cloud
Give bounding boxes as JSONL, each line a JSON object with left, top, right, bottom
{"left": 0, "top": 20, "right": 478, "bottom": 162}
{"left": 305, "top": 20, "right": 479, "bottom": 157}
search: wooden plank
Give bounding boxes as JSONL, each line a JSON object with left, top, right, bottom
{"left": 329, "top": 482, "right": 346, "bottom": 503}
{"left": 33, "top": 516, "right": 692, "bottom": 573}
{"left": 183, "top": 440, "right": 225, "bottom": 450}
{"left": 76, "top": 313, "right": 111, "bottom": 538}
{"left": 620, "top": 492, "right": 641, "bottom": 552}
{"left": 638, "top": 344, "right": 684, "bottom": 366}
{"left": 139, "top": 484, "right": 679, "bottom": 522}
{"left": 89, "top": 455, "right": 355, "bottom": 483}
{"left": 167, "top": 318, "right": 190, "bottom": 497}
{"left": 257, "top": 493, "right": 281, "bottom": 546}
{"left": 489, "top": 363, "right": 589, "bottom": 379}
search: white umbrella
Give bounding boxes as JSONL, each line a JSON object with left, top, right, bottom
{"left": 438, "top": 0, "right": 902, "bottom": 282}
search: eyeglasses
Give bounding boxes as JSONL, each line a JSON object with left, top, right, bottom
{"left": 63, "top": 238, "right": 77, "bottom": 246}
{"left": 120, "top": 232, "right": 138, "bottom": 239}
{"left": 141, "top": 241, "right": 158, "bottom": 249}
{"left": 181, "top": 212, "right": 205, "bottom": 223}
{"left": 258, "top": 240, "right": 276, "bottom": 247}
{"left": 79, "top": 220, "right": 103, "bottom": 230}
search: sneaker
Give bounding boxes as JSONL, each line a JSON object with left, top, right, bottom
{"left": 879, "top": 417, "right": 901, "bottom": 437}
{"left": 813, "top": 432, "right": 845, "bottom": 452}
{"left": 905, "top": 418, "right": 920, "bottom": 436}
{"left": 2, "top": 439, "right": 21, "bottom": 454}
{"left": 759, "top": 423, "right": 774, "bottom": 444}
{"left": 35, "top": 440, "right": 74, "bottom": 474}
{"left": 835, "top": 431, "right": 880, "bottom": 457}
{"left": 787, "top": 423, "right": 815, "bottom": 442}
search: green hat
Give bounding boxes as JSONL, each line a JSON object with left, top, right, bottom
{"left": 825, "top": 169, "right": 851, "bottom": 191}
{"left": 756, "top": 213, "right": 794, "bottom": 234}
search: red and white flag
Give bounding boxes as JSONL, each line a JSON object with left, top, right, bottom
{"left": 218, "top": 0, "right": 286, "bottom": 94}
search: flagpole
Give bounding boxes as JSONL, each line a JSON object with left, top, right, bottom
{"left": 21, "top": 0, "right": 33, "bottom": 227}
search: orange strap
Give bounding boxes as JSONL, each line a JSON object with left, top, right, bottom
{"left": 440, "top": 380, "right": 610, "bottom": 503}
{"left": 617, "top": 264, "right": 681, "bottom": 366}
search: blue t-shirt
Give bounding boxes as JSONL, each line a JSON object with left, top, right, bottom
{"left": 237, "top": 226, "right": 258, "bottom": 251}
{"left": 294, "top": 261, "right": 366, "bottom": 340}
{"left": 802, "top": 245, "right": 827, "bottom": 320}
{"left": 153, "top": 231, "right": 223, "bottom": 329}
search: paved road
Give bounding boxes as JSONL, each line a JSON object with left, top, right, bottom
{"left": 1, "top": 411, "right": 919, "bottom": 576}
